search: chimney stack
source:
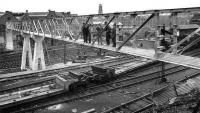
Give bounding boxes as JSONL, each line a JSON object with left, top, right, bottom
{"left": 98, "top": 4, "right": 103, "bottom": 14}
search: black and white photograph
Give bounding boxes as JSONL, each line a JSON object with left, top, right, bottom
{"left": 0, "top": 0, "right": 200, "bottom": 112}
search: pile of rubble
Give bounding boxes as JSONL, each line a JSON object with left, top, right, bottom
{"left": 153, "top": 89, "right": 200, "bottom": 113}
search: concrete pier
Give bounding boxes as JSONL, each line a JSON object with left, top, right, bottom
{"left": 32, "top": 35, "right": 46, "bottom": 70}
{"left": 21, "top": 33, "right": 33, "bottom": 70}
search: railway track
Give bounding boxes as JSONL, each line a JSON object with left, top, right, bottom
{"left": 1, "top": 49, "right": 200, "bottom": 112}
{"left": 4, "top": 52, "right": 199, "bottom": 113}
{"left": 0, "top": 55, "right": 134, "bottom": 86}
{"left": 0, "top": 55, "right": 146, "bottom": 102}
{"left": 0, "top": 56, "right": 139, "bottom": 96}
{"left": 0, "top": 44, "right": 121, "bottom": 73}
{"left": 99, "top": 50, "right": 200, "bottom": 113}
{"left": 0, "top": 56, "right": 151, "bottom": 112}
{"left": 0, "top": 76, "right": 55, "bottom": 95}
{"left": 21, "top": 50, "right": 200, "bottom": 112}
{"left": 101, "top": 70, "right": 200, "bottom": 113}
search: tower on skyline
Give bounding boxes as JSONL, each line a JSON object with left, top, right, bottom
{"left": 98, "top": 4, "right": 103, "bottom": 14}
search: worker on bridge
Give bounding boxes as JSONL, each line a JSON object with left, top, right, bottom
{"left": 160, "top": 36, "right": 170, "bottom": 52}
{"left": 82, "top": 23, "right": 87, "bottom": 43}
{"left": 160, "top": 24, "right": 173, "bottom": 52}
{"left": 86, "top": 24, "right": 92, "bottom": 43}
{"left": 111, "top": 23, "right": 117, "bottom": 47}
{"left": 104, "top": 22, "right": 112, "bottom": 46}
{"left": 96, "top": 24, "right": 103, "bottom": 45}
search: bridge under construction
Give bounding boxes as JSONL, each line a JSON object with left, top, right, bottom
{"left": 1, "top": 6, "right": 200, "bottom": 113}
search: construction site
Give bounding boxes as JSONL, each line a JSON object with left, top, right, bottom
{"left": 1, "top": 3, "right": 200, "bottom": 113}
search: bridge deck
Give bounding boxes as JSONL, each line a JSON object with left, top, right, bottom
{"left": 72, "top": 39, "right": 200, "bottom": 69}
{"left": 17, "top": 30, "right": 200, "bottom": 70}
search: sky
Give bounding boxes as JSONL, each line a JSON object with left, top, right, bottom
{"left": 0, "top": 0, "right": 200, "bottom": 15}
